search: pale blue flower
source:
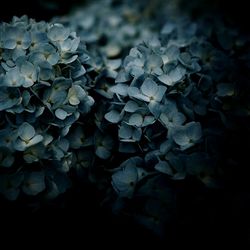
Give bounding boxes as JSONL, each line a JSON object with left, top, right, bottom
{"left": 48, "top": 138, "right": 69, "bottom": 161}
{"left": 104, "top": 59, "right": 121, "bottom": 78}
{"left": 119, "top": 123, "right": 142, "bottom": 142}
{"left": 160, "top": 111, "right": 186, "bottom": 129}
{"left": 15, "top": 122, "right": 43, "bottom": 151}
{"left": 30, "top": 44, "right": 59, "bottom": 65}
{"left": 162, "top": 61, "right": 186, "bottom": 86}
{"left": 23, "top": 144, "right": 46, "bottom": 163}
{"left": 67, "top": 125, "right": 93, "bottom": 149}
{"left": 57, "top": 36, "right": 80, "bottom": 64}
{"left": 0, "top": 127, "right": 18, "bottom": 150}
{"left": 42, "top": 77, "right": 71, "bottom": 109}
{"left": 3, "top": 26, "right": 31, "bottom": 50}
{"left": 0, "top": 87, "right": 21, "bottom": 111}
{"left": 36, "top": 61, "right": 54, "bottom": 81}
{"left": 112, "top": 156, "right": 146, "bottom": 196}
{"left": 22, "top": 171, "right": 45, "bottom": 196}
{"left": 3, "top": 67, "right": 25, "bottom": 87}
{"left": 127, "top": 112, "right": 155, "bottom": 127}
{"left": 45, "top": 170, "right": 71, "bottom": 199}
{"left": 29, "top": 31, "right": 48, "bottom": 50}
{"left": 19, "top": 60, "right": 38, "bottom": 87}
{"left": 144, "top": 54, "right": 163, "bottom": 75}
{"left": 140, "top": 78, "right": 167, "bottom": 103}
{"left": 47, "top": 24, "right": 70, "bottom": 42}
{"left": 126, "top": 78, "right": 166, "bottom": 117}
{"left": 124, "top": 55, "right": 145, "bottom": 78}
{"left": 94, "top": 132, "right": 114, "bottom": 159}
{"left": 178, "top": 52, "right": 201, "bottom": 72}
{"left": 67, "top": 84, "right": 87, "bottom": 106}
{"left": 111, "top": 164, "right": 138, "bottom": 198}
{"left": 172, "top": 122, "right": 202, "bottom": 150}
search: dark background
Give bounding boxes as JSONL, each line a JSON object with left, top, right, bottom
{"left": 0, "top": 0, "right": 249, "bottom": 30}
{"left": 1, "top": 0, "right": 250, "bottom": 247}
{"left": 1, "top": 177, "right": 250, "bottom": 247}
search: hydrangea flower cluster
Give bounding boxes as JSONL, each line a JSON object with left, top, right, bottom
{"left": 0, "top": 16, "right": 95, "bottom": 200}
{"left": 101, "top": 13, "right": 250, "bottom": 234}
{"left": 105, "top": 37, "right": 208, "bottom": 178}
{"left": 53, "top": 0, "right": 157, "bottom": 58}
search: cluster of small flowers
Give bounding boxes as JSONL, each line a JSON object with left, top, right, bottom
{"left": 52, "top": 0, "right": 157, "bottom": 59}
{"left": 99, "top": 10, "right": 250, "bottom": 234}
{"left": 0, "top": 16, "right": 95, "bottom": 200}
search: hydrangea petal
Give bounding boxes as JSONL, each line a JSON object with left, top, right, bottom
{"left": 22, "top": 172, "right": 45, "bottom": 196}
{"left": 105, "top": 110, "right": 122, "bottom": 123}
{"left": 141, "top": 78, "right": 158, "bottom": 97}
{"left": 18, "top": 122, "right": 36, "bottom": 141}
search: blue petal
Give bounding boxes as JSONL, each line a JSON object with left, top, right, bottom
{"left": 0, "top": 88, "right": 21, "bottom": 111}
{"left": 18, "top": 122, "right": 35, "bottom": 141}
{"left": 105, "top": 110, "right": 122, "bottom": 123}
{"left": 158, "top": 74, "right": 172, "bottom": 86}
{"left": 111, "top": 166, "right": 138, "bottom": 197}
{"left": 22, "top": 172, "right": 45, "bottom": 196}
{"left": 154, "top": 86, "right": 167, "bottom": 102}
{"left": 160, "top": 140, "right": 173, "bottom": 154}
{"left": 129, "top": 91, "right": 150, "bottom": 102}
{"left": 141, "top": 78, "right": 158, "bottom": 97}
{"left": 0, "top": 152, "right": 14, "bottom": 167}
{"left": 48, "top": 24, "right": 70, "bottom": 41}
{"left": 68, "top": 85, "right": 86, "bottom": 105}
{"left": 174, "top": 112, "right": 186, "bottom": 125}
{"left": 155, "top": 161, "right": 173, "bottom": 175}
{"left": 169, "top": 64, "right": 186, "bottom": 82}
{"left": 55, "top": 108, "right": 68, "bottom": 120}
{"left": 128, "top": 113, "right": 143, "bottom": 127}
{"left": 95, "top": 146, "right": 111, "bottom": 159}
{"left": 27, "top": 135, "right": 43, "bottom": 147}
{"left": 110, "top": 84, "right": 128, "bottom": 96}
{"left": 172, "top": 126, "right": 190, "bottom": 146}
{"left": 132, "top": 128, "right": 142, "bottom": 141}
{"left": 186, "top": 122, "right": 202, "bottom": 141}
{"left": 115, "top": 69, "right": 131, "bottom": 83}
{"left": 119, "top": 124, "right": 133, "bottom": 139}
{"left": 145, "top": 54, "right": 163, "bottom": 70}
{"left": 124, "top": 100, "right": 139, "bottom": 113}
{"left": 217, "top": 83, "right": 234, "bottom": 97}
{"left": 142, "top": 116, "right": 155, "bottom": 127}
